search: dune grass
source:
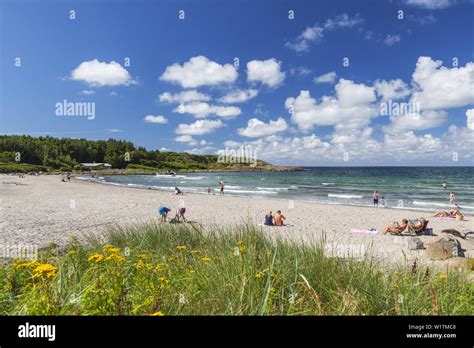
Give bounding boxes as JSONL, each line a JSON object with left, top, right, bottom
{"left": 0, "top": 222, "right": 472, "bottom": 315}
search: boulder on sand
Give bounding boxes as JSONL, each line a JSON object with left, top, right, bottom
{"left": 408, "top": 237, "right": 424, "bottom": 250}
{"left": 424, "top": 236, "right": 463, "bottom": 260}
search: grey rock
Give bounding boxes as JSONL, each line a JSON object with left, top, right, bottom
{"left": 424, "top": 236, "right": 463, "bottom": 260}
{"left": 408, "top": 238, "right": 424, "bottom": 250}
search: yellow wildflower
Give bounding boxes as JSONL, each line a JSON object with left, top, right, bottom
{"left": 439, "top": 274, "right": 447, "bottom": 280}
{"left": 31, "top": 264, "right": 58, "bottom": 279}
{"left": 457, "top": 295, "right": 465, "bottom": 301}
{"left": 150, "top": 311, "right": 165, "bottom": 316}
{"left": 201, "top": 257, "right": 212, "bottom": 262}
{"left": 237, "top": 240, "right": 244, "bottom": 246}
{"left": 103, "top": 245, "right": 121, "bottom": 254}
{"left": 88, "top": 253, "right": 105, "bottom": 263}
{"left": 167, "top": 257, "right": 175, "bottom": 261}
{"left": 255, "top": 272, "right": 263, "bottom": 279}
{"left": 15, "top": 260, "right": 41, "bottom": 270}
{"left": 190, "top": 250, "right": 200, "bottom": 254}
{"left": 158, "top": 277, "right": 169, "bottom": 285}
{"left": 176, "top": 245, "right": 187, "bottom": 251}
{"left": 105, "top": 253, "right": 125, "bottom": 263}
{"left": 187, "top": 269, "right": 196, "bottom": 274}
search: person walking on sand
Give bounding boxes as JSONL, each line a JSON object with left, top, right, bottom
{"left": 373, "top": 191, "right": 379, "bottom": 207}
{"left": 219, "top": 181, "right": 224, "bottom": 195}
{"left": 449, "top": 192, "right": 456, "bottom": 205}
{"left": 207, "top": 186, "right": 212, "bottom": 194}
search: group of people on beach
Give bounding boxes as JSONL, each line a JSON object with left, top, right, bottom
{"left": 207, "top": 181, "right": 225, "bottom": 195}
{"left": 263, "top": 210, "right": 286, "bottom": 227}
{"left": 382, "top": 217, "right": 429, "bottom": 235}
{"left": 158, "top": 205, "right": 187, "bottom": 223}
{"left": 372, "top": 191, "right": 385, "bottom": 207}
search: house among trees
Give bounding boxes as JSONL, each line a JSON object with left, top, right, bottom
{"left": 79, "top": 163, "right": 112, "bottom": 170}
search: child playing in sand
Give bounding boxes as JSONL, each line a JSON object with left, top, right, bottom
{"left": 174, "top": 207, "right": 187, "bottom": 222}
{"left": 158, "top": 206, "right": 171, "bottom": 222}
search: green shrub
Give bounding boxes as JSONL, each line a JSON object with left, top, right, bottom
{"left": 0, "top": 162, "right": 49, "bottom": 173}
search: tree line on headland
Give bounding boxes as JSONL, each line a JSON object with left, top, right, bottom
{"left": 0, "top": 135, "right": 275, "bottom": 173}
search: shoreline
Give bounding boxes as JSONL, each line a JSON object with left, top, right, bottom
{"left": 2, "top": 174, "right": 473, "bottom": 268}
{"left": 74, "top": 174, "right": 474, "bottom": 217}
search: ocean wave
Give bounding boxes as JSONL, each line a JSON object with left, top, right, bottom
{"left": 225, "top": 189, "right": 277, "bottom": 195}
{"left": 321, "top": 182, "right": 335, "bottom": 186}
{"left": 328, "top": 194, "right": 364, "bottom": 199}
{"left": 256, "top": 187, "right": 289, "bottom": 191}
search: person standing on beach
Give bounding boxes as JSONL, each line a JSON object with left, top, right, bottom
{"left": 373, "top": 191, "right": 379, "bottom": 207}
{"left": 442, "top": 181, "right": 448, "bottom": 189}
{"left": 219, "top": 181, "right": 224, "bottom": 195}
{"left": 449, "top": 192, "right": 456, "bottom": 204}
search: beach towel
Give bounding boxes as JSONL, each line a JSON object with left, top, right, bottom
{"left": 258, "top": 223, "right": 294, "bottom": 228}
{"left": 350, "top": 228, "right": 379, "bottom": 234}
{"left": 434, "top": 216, "right": 469, "bottom": 222}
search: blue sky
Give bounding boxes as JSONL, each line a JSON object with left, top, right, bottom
{"left": 1, "top": 0, "right": 473, "bottom": 165}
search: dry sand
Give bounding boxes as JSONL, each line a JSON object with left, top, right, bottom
{"left": 1, "top": 174, "right": 473, "bottom": 267}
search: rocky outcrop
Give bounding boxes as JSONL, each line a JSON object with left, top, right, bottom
{"left": 424, "top": 235, "right": 463, "bottom": 260}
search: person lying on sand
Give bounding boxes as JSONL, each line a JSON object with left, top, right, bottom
{"left": 274, "top": 210, "right": 286, "bottom": 227}
{"left": 158, "top": 206, "right": 171, "bottom": 222}
{"left": 382, "top": 219, "right": 408, "bottom": 235}
{"left": 264, "top": 211, "right": 273, "bottom": 226}
{"left": 408, "top": 217, "right": 427, "bottom": 234}
{"left": 174, "top": 187, "right": 184, "bottom": 195}
{"left": 432, "top": 208, "right": 459, "bottom": 218}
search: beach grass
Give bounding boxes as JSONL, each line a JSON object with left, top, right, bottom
{"left": 0, "top": 222, "right": 472, "bottom": 315}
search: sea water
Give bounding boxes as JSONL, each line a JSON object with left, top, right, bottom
{"left": 78, "top": 167, "right": 474, "bottom": 214}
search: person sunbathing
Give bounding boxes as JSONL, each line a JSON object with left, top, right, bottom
{"left": 382, "top": 219, "right": 408, "bottom": 235}
{"left": 432, "top": 209, "right": 458, "bottom": 218}
{"left": 408, "top": 217, "right": 427, "bottom": 234}
{"left": 274, "top": 210, "right": 286, "bottom": 226}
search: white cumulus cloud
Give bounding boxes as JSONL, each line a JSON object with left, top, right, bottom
{"left": 159, "top": 90, "right": 211, "bottom": 103}
{"left": 71, "top": 59, "right": 136, "bottom": 87}
{"left": 218, "top": 89, "right": 258, "bottom": 103}
{"left": 176, "top": 119, "right": 223, "bottom": 135}
{"left": 247, "top": 58, "right": 285, "bottom": 88}
{"left": 174, "top": 102, "right": 241, "bottom": 118}
{"left": 410, "top": 56, "right": 474, "bottom": 110}
{"left": 238, "top": 117, "right": 288, "bottom": 138}
{"left": 144, "top": 115, "right": 168, "bottom": 124}
{"left": 404, "top": 0, "right": 455, "bottom": 10}
{"left": 374, "top": 79, "right": 411, "bottom": 101}
{"left": 160, "top": 56, "right": 238, "bottom": 88}
{"left": 314, "top": 72, "right": 337, "bottom": 84}
{"left": 285, "top": 79, "right": 377, "bottom": 130}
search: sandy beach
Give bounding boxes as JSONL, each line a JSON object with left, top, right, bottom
{"left": 1, "top": 174, "right": 473, "bottom": 266}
